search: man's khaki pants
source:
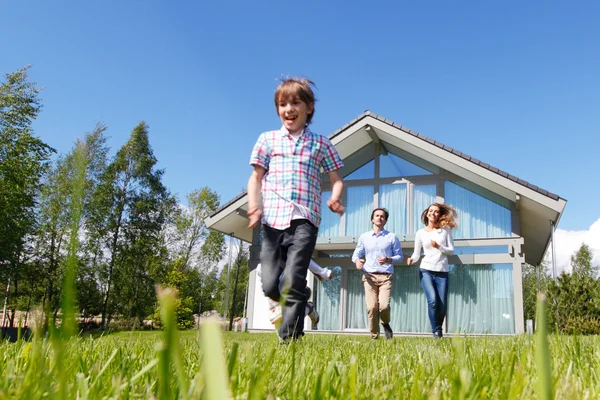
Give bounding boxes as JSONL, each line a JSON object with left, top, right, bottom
{"left": 362, "top": 272, "right": 393, "bottom": 339}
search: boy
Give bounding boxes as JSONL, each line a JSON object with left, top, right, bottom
{"left": 248, "top": 77, "right": 344, "bottom": 341}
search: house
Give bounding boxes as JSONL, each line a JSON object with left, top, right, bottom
{"left": 205, "top": 111, "right": 566, "bottom": 335}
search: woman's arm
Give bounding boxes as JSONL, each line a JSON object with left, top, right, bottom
{"left": 438, "top": 227, "right": 455, "bottom": 256}
{"left": 407, "top": 230, "right": 423, "bottom": 265}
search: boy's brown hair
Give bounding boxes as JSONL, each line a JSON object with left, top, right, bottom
{"left": 274, "top": 77, "right": 317, "bottom": 125}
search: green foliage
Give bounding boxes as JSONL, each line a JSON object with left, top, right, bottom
{"left": 0, "top": 66, "right": 54, "bottom": 279}
{"left": 524, "top": 244, "right": 600, "bottom": 335}
{"left": 60, "top": 139, "right": 88, "bottom": 338}
{"left": 87, "top": 121, "right": 176, "bottom": 327}
{"left": 560, "top": 316, "right": 600, "bottom": 335}
{"left": 1, "top": 67, "right": 232, "bottom": 334}
{"left": 522, "top": 262, "right": 551, "bottom": 323}
{"left": 174, "top": 187, "right": 224, "bottom": 269}
{"left": 546, "top": 272, "right": 600, "bottom": 334}
{"left": 153, "top": 263, "right": 198, "bottom": 330}
{"left": 571, "top": 243, "right": 598, "bottom": 278}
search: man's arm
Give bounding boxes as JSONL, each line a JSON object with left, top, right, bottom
{"left": 389, "top": 236, "right": 403, "bottom": 263}
{"left": 326, "top": 170, "right": 345, "bottom": 215}
{"left": 351, "top": 237, "right": 365, "bottom": 269}
{"left": 247, "top": 165, "right": 266, "bottom": 228}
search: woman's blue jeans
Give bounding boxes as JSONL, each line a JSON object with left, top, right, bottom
{"left": 419, "top": 269, "right": 449, "bottom": 334}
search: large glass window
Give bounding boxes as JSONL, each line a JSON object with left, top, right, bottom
{"left": 390, "top": 266, "right": 430, "bottom": 332}
{"left": 447, "top": 263, "right": 515, "bottom": 334}
{"left": 345, "top": 186, "right": 373, "bottom": 237}
{"left": 380, "top": 153, "right": 432, "bottom": 178}
{"left": 319, "top": 190, "right": 341, "bottom": 237}
{"left": 444, "top": 182, "right": 511, "bottom": 239}
{"left": 314, "top": 266, "right": 342, "bottom": 331}
{"left": 379, "top": 184, "right": 407, "bottom": 235}
{"left": 314, "top": 262, "right": 515, "bottom": 335}
{"left": 345, "top": 160, "right": 374, "bottom": 180}
{"left": 346, "top": 269, "right": 368, "bottom": 330}
{"left": 412, "top": 185, "right": 437, "bottom": 233}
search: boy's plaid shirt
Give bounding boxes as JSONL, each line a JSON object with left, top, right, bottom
{"left": 249, "top": 127, "right": 343, "bottom": 230}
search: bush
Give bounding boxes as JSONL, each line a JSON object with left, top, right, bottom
{"left": 546, "top": 272, "right": 600, "bottom": 334}
{"left": 561, "top": 316, "right": 600, "bottom": 335}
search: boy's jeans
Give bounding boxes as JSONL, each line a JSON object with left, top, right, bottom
{"left": 419, "top": 269, "right": 449, "bottom": 334}
{"left": 261, "top": 219, "right": 317, "bottom": 340}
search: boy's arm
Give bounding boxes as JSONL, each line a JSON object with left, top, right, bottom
{"left": 326, "top": 170, "right": 345, "bottom": 215}
{"left": 247, "top": 165, "right": 266, "bottom": 228}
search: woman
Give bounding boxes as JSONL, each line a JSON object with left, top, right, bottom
{"left": 407, "top": 203, "right": 457, "bottom": 338}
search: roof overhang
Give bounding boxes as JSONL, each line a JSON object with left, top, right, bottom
{"left": 205, "top": 111, "right": 566, "bottom": 266}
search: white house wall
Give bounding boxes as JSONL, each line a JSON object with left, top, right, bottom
{"left": 248, "top": 269, "right": 315, "bottom": 331}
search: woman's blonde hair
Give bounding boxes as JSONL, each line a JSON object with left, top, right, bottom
{"left": 420, "top": 203, "right": 458, "bottom": 229}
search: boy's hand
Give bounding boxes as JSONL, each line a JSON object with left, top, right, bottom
{"left": 406, "top": 257, "right": 413, "bottom": 265}
{"left": 248, "top": 208, "right": 262, "bottom": 228}
{"left": 355, "top": 259, "right": 365, "bottom": 270}
{"left": 327, "top": 198, "right": 344, "bottom": 215}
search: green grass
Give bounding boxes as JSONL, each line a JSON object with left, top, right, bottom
{"left": 2, "top": 327, "right": 600, "bottom": 399}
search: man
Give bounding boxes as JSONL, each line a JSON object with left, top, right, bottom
{"left": 351, "top": 208, "right": 403, "bottom": 340}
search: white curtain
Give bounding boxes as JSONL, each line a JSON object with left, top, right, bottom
{"left": 447, "top": 264, "right": 515, "bottom": 334}
{"left": 319, "top": 190, "right": 341, "bottom": 237}
{"left": 314, "top": 266, "right": 342, "bottom": 330}
{"left": 444, "top": 182, "right": 511, "bottom": 239}
{"left": 379, "top": 184, "right": 407, "bottom": 235}
{"left": 412, "top": 185, "right": 437, "bottom": 233}
{"left": 345, "top": 269, "right": 368, "bottom": 329}
{"left": 390, "top": 266, "right": 430, "bottom": 332}
{"left": 345, "top": 186, "right": 374, "bottom": 237}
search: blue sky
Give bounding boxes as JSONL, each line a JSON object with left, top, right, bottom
{"left": 2, "top": 1, "right": 599, "bottom": 233}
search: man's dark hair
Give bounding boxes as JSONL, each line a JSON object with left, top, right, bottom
{"left": 371, "top": 208, "right": 389, "bottom": 221}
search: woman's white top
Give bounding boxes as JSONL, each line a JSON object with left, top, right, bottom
{"left": 410, "top": 227, "right": 455, "bottom": 272}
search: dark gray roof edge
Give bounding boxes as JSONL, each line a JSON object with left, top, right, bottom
{"left": 358, "top": 110, "right": 565, "bottom": 203}
{"left": 208, "top": 190, "right": 248, "bottom": 219}
{"left": 211, "top": 110, "right": 565, "bottom": 219}
{"left": 328, "top": 110, "right": 372, "bottom": 140}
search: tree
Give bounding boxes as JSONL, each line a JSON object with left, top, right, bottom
{"left": 571, "top": 243, "right": 598, "bottom": 278}
{"left": 545, "top": 244, "right": 600, "bottom": 334}
{"left": 215, "top": 240, "right": 249, "bottom": 329}
{"left": 228, "top": 242, "right": 249, "bottom": 329}
{"left": 174, "top": 187, "right": 222, "bottom": 270}
{"left": 88, "top": 122, "right": 174, "bottom": 327}
{"left": 29, "top": 124, "right": 109, "bottom": 324}
{"left": 0, "top": 66, "right": 54, "bottom": 327}
{"left": 522, "top": 262, "right": 551, "bottom": 324}
{"left": 0, "top": 66, "right": 55, "bottom": 283}
{"left": 546, "top": 272, "right": 600, "bottom": 334}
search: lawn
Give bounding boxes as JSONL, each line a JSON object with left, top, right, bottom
{"left": 1, "top": 325, "right": 599, "bottom": 399}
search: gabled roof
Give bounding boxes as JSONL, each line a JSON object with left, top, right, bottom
{"left": 331, "top": 111, "right": 561, "bottom": 200}
{"left": 206, "top": 111, "right": 566, "bottom": 265}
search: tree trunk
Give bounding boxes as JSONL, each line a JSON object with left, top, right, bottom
{"left": 229, "top": 253, "right": 242, "bottom": 330}
{"left": 101, "top": 175, "right": 129, "bottom": 328}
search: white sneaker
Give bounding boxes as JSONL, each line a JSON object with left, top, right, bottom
{"left": 268, "top": 299, "right": 282, "bottom": 325}
{"left": 306, "top": 301, "right": 319, "bottom": 325}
